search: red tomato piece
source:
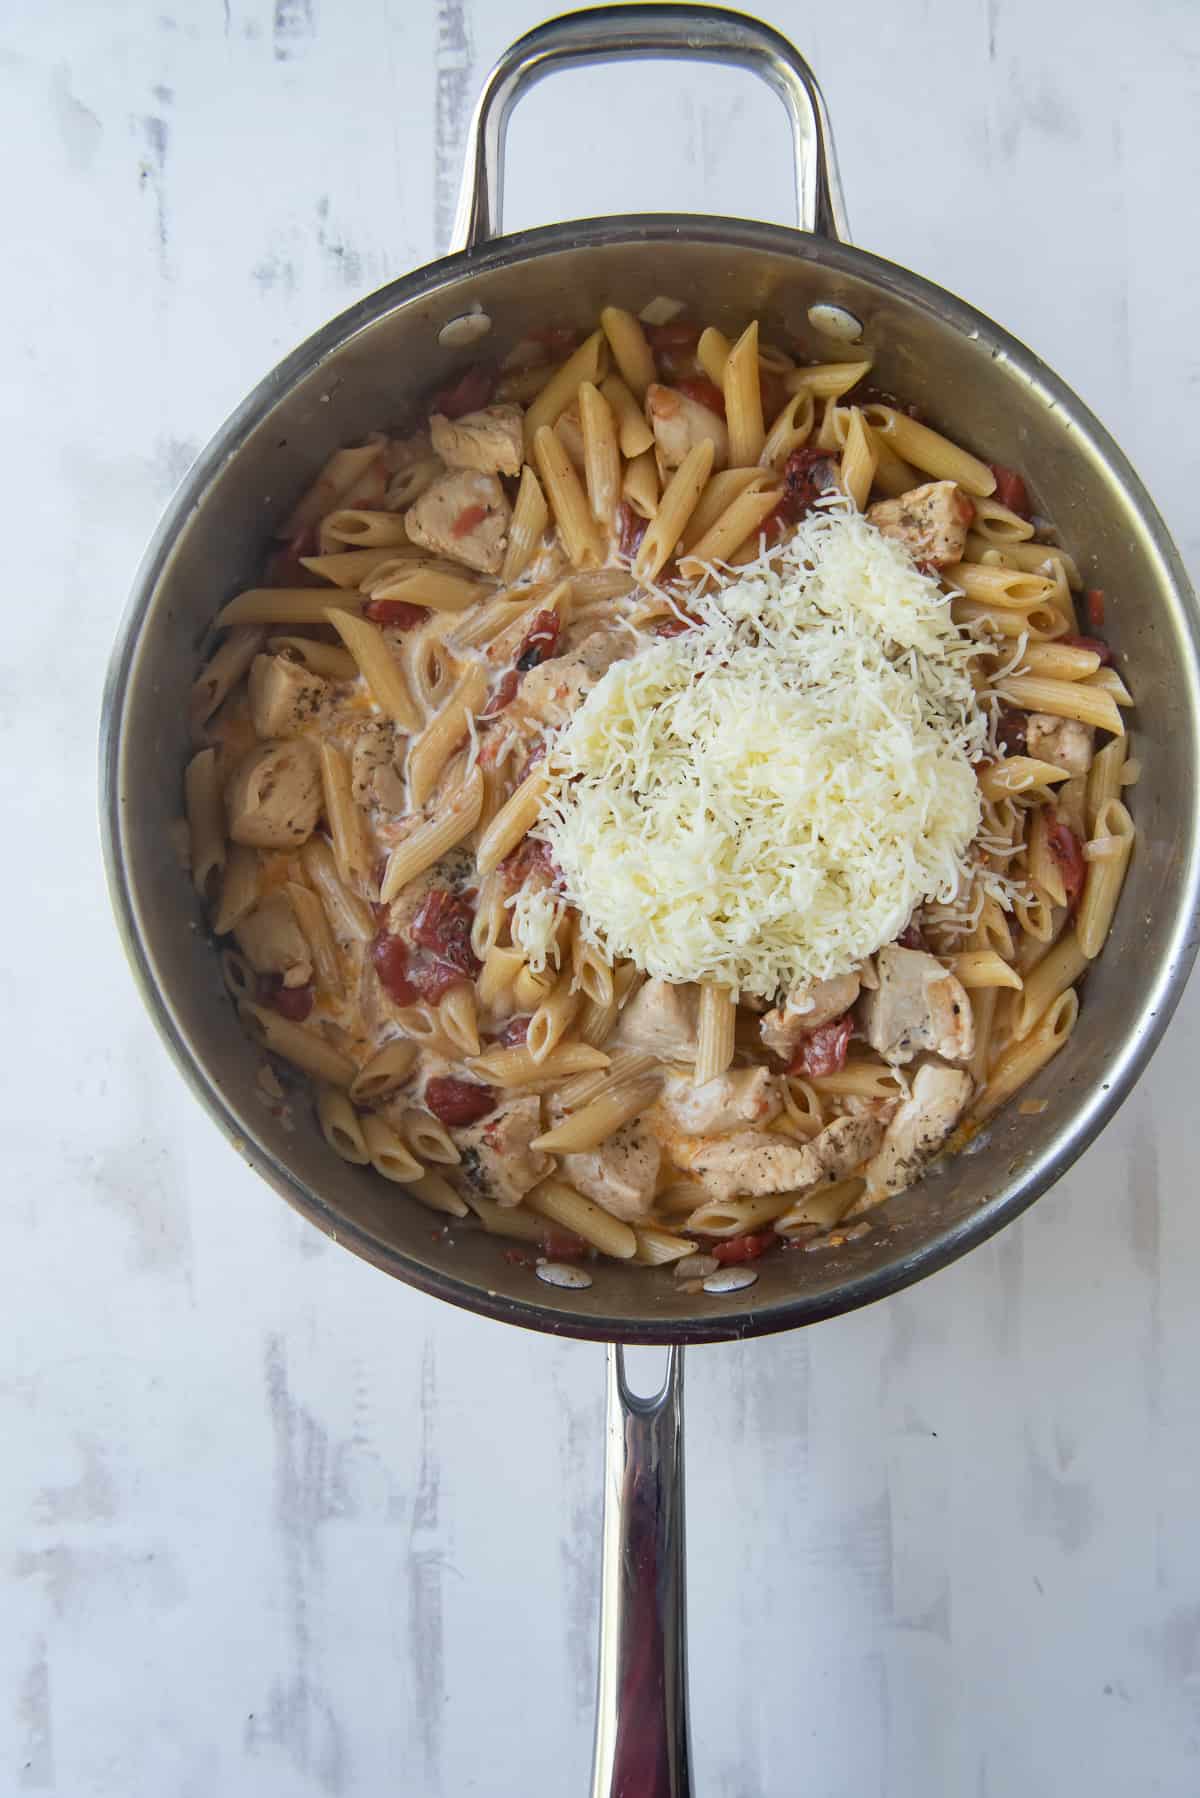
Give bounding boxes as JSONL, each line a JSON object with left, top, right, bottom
{"left": 788, "top": 1014, "right": 854, "bottom": 1079}
{"left": 363, "top": 598, "right": 429, "bottom": 629}
{"left": 371, "top": 932, "right": 418, "bottom": 1006}
{"left": 425, "top": 1076, "right": 496, "bottom": 1126}
{"left": 774, "top": 446, "right": 839, "bottom": 526}
{"left": 617, "top": 500, "right": 648, "bottom": 560}
{"left": 540, "top": 1229, "right": 588, "bottom": 1259}
{"left": 257, "top": 974, "right": 315, "bottom": 1021}
{"left": 515, "top": 609, "right": 561, "bottom": 672}
{"left": 411, "top": 887, "right": 478, "bottom": 975}
{"left": 896, "top": 922, "right": 926, "bottom": 951}
{"left": 432, "top": 364, "right": 495, "bottom": 419}
{"left": 480, "top": 668, "right": 519, "bottom": 718}
{"left": 411, "top": 960, "right": 471, "bottom": 1004}
{"left": 496, "top": 1015, "right": 531, "bottom": 1047}
{"left": 1085, "top": 588, "right": 1106, "bottom": 628}
{"left": 452, "top": 503, "right": 489, "bottom": 538}
{"left": 1061, "top": 633, "right": 1114, "bottom": 666}
{"left": 989, "top": 463, "right": 1030, "bottom": 517}
{"left": 712, "top": 1229, "right": 779, "bottom": 1265}
{"left": 1045, "top": 812, "right": 1086, "bottom": 909}
{"left": 501, "top": 836, "right": 556, "bottom": 888}
{"left": 676, "top": 375, "right": 726, "bottom": 415}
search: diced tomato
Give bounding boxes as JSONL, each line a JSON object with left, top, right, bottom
{"left": 616, "top": 500, "right": 648, "bottom": 560}
{"left": 676, "top": 376, "right": 726, "bottom": 416}
{"left": 371, "top": 932, "right": 418, "bottom": 1006}
{"left": 529, "top": 323, "right": 582, "bottom": 359}
{"left": 257, "top": 974, "right": 315, "bottom": 1021}
{"left": 501, "top": 835, "right": 557, "bottom": 888}
{"left": 712, "top": 1229, "right": 779, "bottom": 1265}
{"left": 540, "top": 1229, "right": 588, "bottom": 1258}
{"left": 1085, "top": 588, "right": 1106, "bottom": 629}
{"left": 496, "top": 1015, "right": 531, "bottom": 1047}
{"left": 363, "top": 598, "right": 429, "bottom": 629}
{"left": 994, "top": 706, "right": 1028, "bottom": 756}
{"left": 431, "top": 363, "right": 495, "bottom": 419}
{"left": 452, "top": 503, "right": 489, "bottom": 538}
{"left": 773, "top": 446, "right": 839, "bottom": 527}
{"left": 515, "top": 609, "right": 561, "bottom": 672}
{"left": 412, "top": 960, "right": 471, "bottom": 1004}
{"left": 990, "top": 463, "right": 1030, "bottom": 517}
{"left": 1045, "top": 812, "right": 1086, "bottom": 909}
{"left": 896, "top": 921, "right": 926, "bottom": 951}
{"left": 425, "top": 1076, "right": 496, "bottom": 1126}
{"left": 480, "top": 668, "right": 519, "bottom": 718}
{"left": 644, "top": 320, "right": 701, "bottom": 350}
{"left": 411, "top": 887, "right": 478, "bottom": 976}
{"left": 1061, "top": 633, "right": 1114, "bottom": 666}
{"left": 788, "top": 1014, "right": 854, "bottom": 1079}
{"left": 654, "top": 610, "right": 700, "bottom": 638}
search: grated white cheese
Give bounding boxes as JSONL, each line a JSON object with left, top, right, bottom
{"left": 534, "top": 502, "right": 996, "bottom": 999}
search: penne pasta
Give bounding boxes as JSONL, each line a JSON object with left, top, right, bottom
{"left": 555, "top": 1049, "right": 657, "bottom": 1110}
{"left": 469, "top": 1043, "right": 609, "bottom": 1088}
{"left": 579, "top": 381, "right": 622, "bottom": 531}
{"left": 1085, "top": 736, "right": 1128, "bottom": 836}
{"left": 361, "top": 1113, "right": 423, "bottom": 1182}
{"left": 524, "top": 329, "right": 608, "bottom": 449}
{"left": 286, "top": 880, "right": 342, "bottom": 995}
{"left": 995, "top": 674, "right": 1124, "bottom": 737}
{"left": 949, "top": 950, "right": 1022, "bottom": 990}
{"left": 475, "top": 765, "right": 550, "bottom": 876}
{"left": 864, "top": 427, "right": 920, "bottom": 498}
{"left": 531, "top": 1077, "right": 660, "bottom": 1152}
{"left": 1076, "top": 800, "right": 1135, "bottom": 958}
{"left": 622, "top": 448, "right": 660, "bottom": 519}
{"left": 298, "top": 547, "right": 401, "bottom": 588}
{"left": 322, "top": 508, "right": 411, "bottom": 548}
{"left": 406, "top": 661, "right": 487, "bottom": 807}
{"left": 266, "top": 636, "right": 359, "bottom": 682}
{"left": 438, "top": 984, "right": 480, "bottom": 1057}
{"left": 408, "top": 1172, "right": 470, "bottom": 1218}
{"left": 318, "top": 1088, "right": 370, "bottom": 1164}
{"left": 217, "top": 588, "right": 364, "bottom": 629}
{"left": 318, "top": 740, "right": 371, "bottom": 887}
{"left": 325, "top": 608, "right": 420, "bottom": 729}
{"left": 348, "top": 1038, "right": 419, "bottom": 1103}
{"left": 784, "top": 359, "right": 872, "bottom": 400}
{"left": 1017, "top": 642, "right": 1102, "bottom": 681}
{"left": 686, "top": 1192, "right": 793, "bottom": 1239}
{"left": 600, "top": 374, "right": 655, "bottom": 459}
{"left": 948, "top": 563, "right": 1057, "bottom": 609}
{"left": 723, "top": 320, "right": 766, "bottom": 466}
{"left": 634, "top": 439, "right": 714, "bottom": 581}
{"left": 968, "top": 495, "right": 1036, "bottom": 543}
{"left": 533, "top": 425, "right": 604, "bottom": 568}
{"left": 278, "top": 440, "right": 384, "bottom": 538}
{"left": 978, "top": 757, "right": 1071, "bottom": 800}
{"left": 465, "top": 1193, "right": 549, "bottom": 1241}
{"left": 501, "top": 465, "right": 550, "bottom": 584}
{"left": 190, "top": 626, "right": 265, "bottom": 731}
{"left": 238, "top": 1001, "right": 356, "bottom": 1087}
{"left": 300, "top": 837, "right": 373, "bottom": 943}
{"left": 365, "top": 569, "right": 484, "bottom": 612}
{"left": 760, "top": 389, "right": 815, "bottom": 470}
{"left": 860, "top": 405, "right": 996, "bottom": 495}
{"left": 526, "top": 1177, "right": 637, "bottom": 1259}
{"left": 971, "top": 988, "right": 1078, "bottom": 1125}
{"left": 696, "top": 325, "right": 732, "bottom": 386}
{"left": 678, "top": 476, "right": 782, "bottom": 575}
{"left": 379, "top": 766, "right": 485, "bottom": 900}
{"left": 212, "top": 842, "right": 260, "bottom": 936}
{"left": 839, "top": 407, "right": 878, "bottom": 512}
{"left": 599, "top": 306, "right": 656, "bottom": 399}
{"left": 1013, "top": 930, "right": 1089, "bottom": 1039}
{"left": 184, "top": 748, "right": 225, "bottom": 901}
{"left": 527, "top": 968, "right": 582, "bottom": 1064}
{"left": 693, "top": 984, "right": 736, "bottom": 1086}
{"left": 398, "top": 1109, "right": 461, "bottom": 1166}
{"left": 634, "top": 1226, "right": 700, "bottom": 1266}
{"left": 776, "top": 1177, "right": 865, "bottom": 1234}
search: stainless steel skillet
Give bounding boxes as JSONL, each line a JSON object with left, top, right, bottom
{"left": 99, "top": 8, "right": 1200, "bottom": 1791}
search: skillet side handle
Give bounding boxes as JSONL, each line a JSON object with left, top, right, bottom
{"left": 450, "top": 4, "right": 848, "bottom": 252}
{"left": 590, "top": 1343, "right": 692, "bottom": 1798}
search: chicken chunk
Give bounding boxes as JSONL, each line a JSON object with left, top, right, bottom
{"left": 760, "top": 972, "right": 862, "bottom": 1058}
{"left": 645, "top": 382, "right": 729, "bottom": 472}
{"left": 233, "top": 893, "right": 312, "bottom": 987}
{"left": 859, "top": 946, "right": 973, "bottom": 1066}
{"left": 518, "top": 628, "right": 629, "bottom": 728}
{"left": 451, "top": 1094, "right": 551, "bottom": 1207}
{"left": 248, "top": 654, "right": 326, "bottom": 740}
{"left": 1025, "top": 712, "right": 1095, "bottom": 777}
{"left": 686, "top": 1113, "right": 883, "bottom": 1202}
{"left": 867, "top": 480, "right": 974, "bottom": 570}
{"left": 863, "top": 1062, "right": 973, "bottom": 1202}
{"left": 429, "top": 403, "right": 524, "bottom": 479}
{"left": 225, "top": 739, "right": 322, "bottom": 849}
{"left": 615, "top": 978, "right": 701, "bottom": 1062}
{"left": 560, "top": 1117, "right": 662, "bottom": 1222}
{"left": 351, "top": 719, "right": 406, "bottom": 812}
{"left": 660, "top": 1068, "right": 781, "bottom": 1136}
{"left": 405, "top": 468, "right": 511, "bottom": 575}
{"left": 384, "top": 846, "right": 475, "bottom": 939}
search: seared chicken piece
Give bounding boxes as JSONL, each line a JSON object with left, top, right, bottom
{"left": 644, "top": 382, "right": 729, "bottom": 471}
{"left": 233, "top": 892, "right": 313, "bottom": 987}
{"left": 1024, "top": 712, "right": 1095, "bottom": 777}
{"left": 451, "top": 1094, "right": 551, "bottom": 1207}
{"left": 860, "top": 946, "right": 973, "bottom": 1066}
{"left": 685, "top": 1113, "right": 883, "bottom": 1203}
{"left": 248, "top": 654, "right": 326, "bottom": 740}
{"left": 225, "top": 739, "right": 322, "bottom": 849}
{"left": 429, "top": 403, "right": 524, "bottom": 479}
{"left": 615, "top": 978, "right": 701, "bottom": 1062}
{"left": 518, "top": 628, "right": 629, "bottom": 728}
{"left": 351, "top": 719, "right": 406, "bottom": 812}
{"left": 760, "top": 972, "right": 862, "bottom": 1058}
{"left": 863, "top": 1062, "right": 973, "bottom": 1202}
{"left": 867, "top": 480, "right": 974, "bottom": 570}
{"left": 560, "top": 1117, "right": 662, "bottom": 1222}
{"left": 405, "top": 468, "right": 511, "bottom": 575}
{"left": 660, "top": 1068, "right": 781, "bottom": 1136}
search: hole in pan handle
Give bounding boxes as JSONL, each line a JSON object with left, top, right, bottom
{"left": 590, "top": 1343, "right": 692, "bottom": 1798}
{"left": 449, "top": 3, "right": 850, "bottom": 253}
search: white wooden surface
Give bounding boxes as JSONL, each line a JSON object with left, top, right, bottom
{"left": 5, "top": 2, "right": 1200, "bottom": 1792}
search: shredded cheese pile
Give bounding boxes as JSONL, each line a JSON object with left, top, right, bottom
{"left": 532, "top": 501, "right": 993, "bottom": 999}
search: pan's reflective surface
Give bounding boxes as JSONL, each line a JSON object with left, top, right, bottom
{"left": 100, "top": 218, "right": 1200, "bottom": 1343}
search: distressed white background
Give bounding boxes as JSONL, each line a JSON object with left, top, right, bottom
{"left": 4, "top": 1, "right": 1200, "bottom": 1792}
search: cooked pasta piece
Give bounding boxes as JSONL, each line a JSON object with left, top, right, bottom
{"left": 526, "top": 1178, "right": 637, "bottom": 1258}
{"left": 678, "top": 476, "right": 781, "bottom": 576}
{"left": 686, "top": 1192, "right": 793, "bottom": 1238}
{"left": 531, "top": 1077, "right": 660, "bottom": 1153}
{"left": 776, "top": 1177, "right": 865, "bottom": 1234}
{"left": 723, "top": 320, "right": 765, "bottom": 466}
{"left": 300, "top": 837, "right": 373, "bottom": 942}
{"left": 278, "top": 440, "right": 383, "bottom": 538}
{"left": 265, "top": 636, "right": 358, "bottom": 683}
{"left": 601, "top": 374, "right": 655, "bottom": 459}
{"left": 978, "top": 757, "right": 1071, "bottom": 800}
{"left": 478, "top": 943, "right": 524, "bottom": 1008}
{"left": 475, "top": 765, "right": 551, "bottom": 876}
{"left": 579, "top": 381, "right": 622, "bottom": 530}
{"left": 1077, "top": 799, "right": 1135, "bottom": 958}
{"left": 366, "top": 569, "right": 484, "bottom": 612}
{"left": 555, "top": 1049, "right": 658, "bottom": 1110}
{"left": 949, "top": 950, "right": 1022, "bottom": 990}
{"left": 784, "top": 359, "right": 872, "bottom": 400}
{"left": 533, "top": 425, "right": 603, "bottom": 568}
{"left": 760, "top": 390, "right": 815, "bottom": 470}
{"left": 600, "top": 306, "right": 656, "bottom": 398}
{"left": 318, "top": 741, "right": 370, "bottom": 887}
{"left": 527, "top": 969, "right": 582, "bottom": 1064}
{"left": 969, "top": 496, "right": 1035, "bottom": 543}
{"left": 995, "top": 674, "right": 1124, "bottom": 736}
{"left": 1086, "top": 736, "right": 1128, "bottom": 835}
{"left": 325, "top": 609, "right": 420, "bottom": 729}
{"left": 217, "top": 588, "right": 364, "bottom": 629}
{"left": 399, "top": 1110, "right": 461, "bottom": 1166}
{"left": 950, "top": 564, "right": 1057, "bottom": 609}
{"left": 860, "top": 405, "right": 996, "bottom": 495}
{"left": 322, "top": 508, "right": 411, "bottom": 548}
{"left": 348, "top": 1039, "right": 419, "bottom": 1103}
{"left": 286, "top": 881, "right": 341, "bottom": 994}
{"left": 464, "top": 1193, "right": 549, "bottom": 1243}
{"left": 838, "top": 408, "right": 877, "bottom": 512}
{"left": 693, "top": 984, "right": 736, "bottom": 1085}
{"left": 406, "top": 661, "right": 488, "bottom": 807}
{"left": 971, "top": 988, "right": 1078, "bottom": 1124}
{"left": 523, "top": 330, "right": 607, "bottom": 450}
{"left": 634, "top": 1225, "right": 700, "bottom": 1266}
{"left": 297, "top": 547, "right": 399, "bottom": 587}
{"left": 379, "top": 766, "right": 484, "bottom": 900}
{"left": 239, "top": 1002, "right": 356, "bottom": 1087}
{"left": 634, "top": 440, "right": 714, "bottom": 581}
{"left": 184, "top": 748, "right": 225, "bottom": 901}
{"left": 438, "top": 984, "right": 480, "bottom": 1057}
{"left": 1016, "top": 642, "right": 1102, "bottom": 681}
{"left": 469, "top": 1043, "right": 609, "bottom": 1087}
{"left": 318, "top": 1089, "right": 370, "bottom": 1164}
{"left": 361, "top": 1113, "right": 423, "bottom": 1182}
{"left": 409, "top": 1172, "right": 470, "bottom": 1218}
{"left": 212, "top": 843, "right": 260, "bottom": 936}
{"left": 190, "top": 626, "right": 265, "bottom": 731}
{"left": 501, "top": 465, "right": 550, "bottom": 584}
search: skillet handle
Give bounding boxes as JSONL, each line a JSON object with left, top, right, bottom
{"left": 590, "top": 1343, "right": 692, "bottom": 1798}
{"left": 450, "top": 4, "right": 847, "bottom": 251}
